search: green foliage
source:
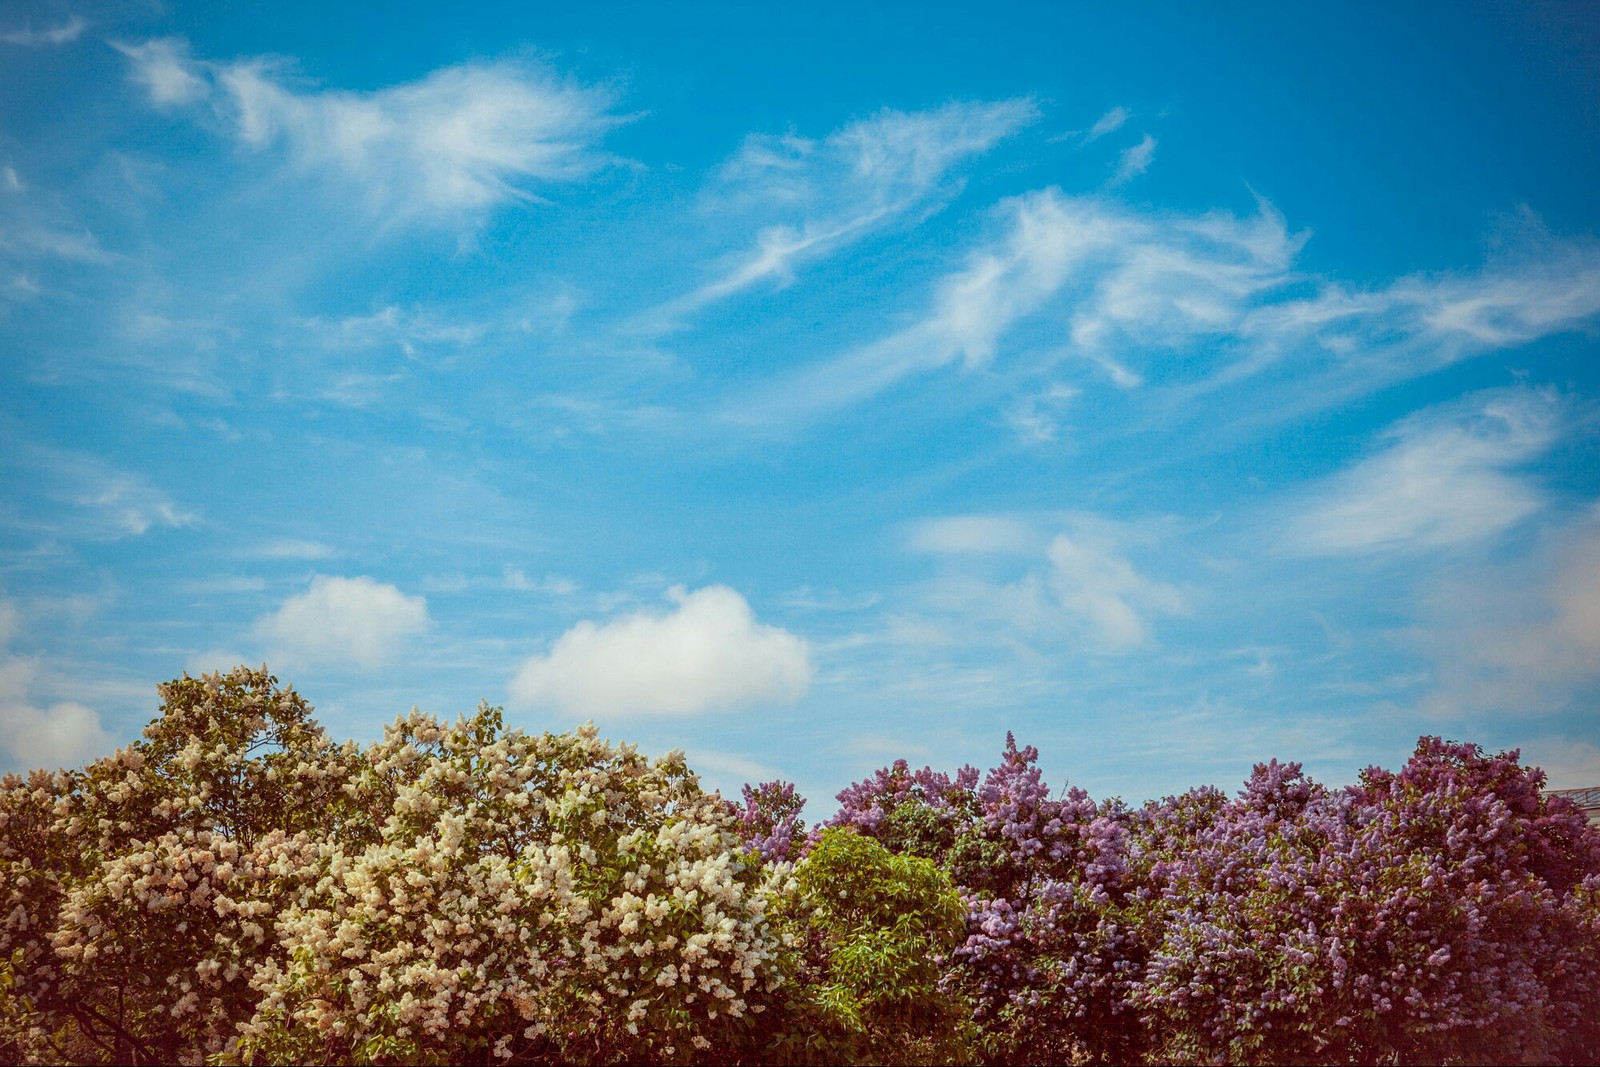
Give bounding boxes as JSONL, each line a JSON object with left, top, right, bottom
{"left": 766, "top": 827, "right": 976, "bottom": 1065}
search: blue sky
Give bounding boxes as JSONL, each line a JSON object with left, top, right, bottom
{"left": 4, "top": 0, "right": 1600, "bottom": 807}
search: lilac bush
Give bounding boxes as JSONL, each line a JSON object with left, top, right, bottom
{"left": 730, "top": 780, "right": 808, "bottom": 863}
{"left": 826, "top": 735, "right": 1146, "bottom": 1064}
{"left": 6, "top": 666, "right": 1599, "bottom": 1065}
{"left": 820, "top": 736, "right": 1600, "bottom": 1066}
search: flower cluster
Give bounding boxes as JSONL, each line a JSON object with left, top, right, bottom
{"left": 828, "top": 737, "right": 1600, "bottom": 1066}
{"left": 4, "top": 667, "right": 1598, "bottom": 1066}
{"left": 0, "top": 669, "right": 794, "bottom": 1066}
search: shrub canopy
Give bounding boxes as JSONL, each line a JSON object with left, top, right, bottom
{"left": 3, "top": 667, "right": 1598, "bottom": 1066}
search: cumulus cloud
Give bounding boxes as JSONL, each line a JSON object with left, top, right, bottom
{"left": 117, "top": 39, "right": 622, "bottom": 221}
{"left": 1, "top": 16, "right": 86, "bottom": 47}
{"left": 1285, "top": 388, "right": 1558, "bottom": 555}
{"left": 255, "top": 575, "right": 428, "bottom": 670}
{"left": 509, "top": 585, "right": 813, "bottom": 717}
{"left": 665, "top": 99, "right": 1036, "bottom": 318}
{"left": 0, "top": 605, "right": 111, "bottom": 771}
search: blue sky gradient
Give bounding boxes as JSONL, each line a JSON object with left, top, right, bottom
{"left": 4, "top": 0, "right": 1599, "bottom": 806}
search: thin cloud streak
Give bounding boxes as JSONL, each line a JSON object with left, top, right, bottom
{"left": 1, "top": 16, "right": 87, "bottom": 47}
{"left": 1109, "top": 134, "right": 1157, "bottom": 185}
{"left": 651, "top": 99, "right": 1038, "bottom": 325}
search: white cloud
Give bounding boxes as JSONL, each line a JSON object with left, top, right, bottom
{"left": 1518, "top": 738, "right": 1600, "bottom": 791}
{"left": 1084, "top": 106, "right": 1130, "bottom": 143}
{"left": 746, "top": 187, "right": 1299, "bottom": 419}
{"left": 1285, "top": 388, "right": 1558, "bottom": 555}
{"left": 1, "top": 16, "right": 86, "bottom": 47}
{"left": 1109, "top": 134, "right": 1157, "bottom": 185}
{"left": 669, "top": 99, "right": 1036, "bottom": 316}
{"left": 117, "top": 39, "right": 622, "bottom": 221}
{"left": 911, "top": 515, "right": 1040, "bottom": 555}
{"left": 912, "top": 515, "right": 1185, "bottom": 652}
{"left": 1004, "top": 381, "right": 1082, "bottom": 442}
{"left": 503, "top": 568, "right": 580, "bottom": 595}
{"left": 1044, "top": 533, "right": 1186, "bottom": 648}
{"left": 0, "top": 693, "right": 109, "bottom": 770}
{"left": 736, "top": 186, "right": 1600, "bottom": 430}
{"left": 1228, "top": 217, "right": 1600, "bottom": 390}
{"left": 0, "top": 609, "right": 111, "bottom": 771}
{"left": 254, "top": 539, "right": 334, "bottom": 560}
{"left": 686, "top": 748, "right": 786, "bottom": 791}
{"left": 113, "top": 37, "right": 208, "bottom": 106}
{"left": 1465, "top": 508, "right": 1600, "bottom": 682}
{"left": 305, "top": 305, "right": 488, "bottom": 354}
{"left": 66, "top": 470, "right": 194, "bottom": 536}
{"left": 0, "top": 439, "right": 196, "bottom": 540}
{"left": 255, "top": 575, "right": 428, "bottom": 670}
{"left": 509, "top": 585, "right": 813, "bottom": 717}
{"left": 1414, "top": 503, "right": 1600, "bottom": 723}
{"left": 0, "top": 170, "right": 116, "bottom": 266}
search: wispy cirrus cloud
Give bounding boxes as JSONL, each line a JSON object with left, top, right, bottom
{"left": 0, "top": 164, "right": 117, "bottom": 301}
{"left": 657, "top": 99, "right": 1037, "bottom": 322}
{"left": 1230, "top": 226, "right": 1600, "bottom": 388}
{"left": 1283, "top": 387, "right": 1560, "bottom": 555}
{"left": 734, "top": 189, "right": 1600, "bottom": 428}
{"left": 1083, "top": 106, "right": 1130, "bottom": 143}
{"left": 739, "top": 187, "right": 1300, "bottom": 420}
{"left": 1109, "top": 133, "right": 1157, "bottom": 185}
{"left": 910, "top": 514, "right": 1042, "bottom": 555}
{"left": 116, "top": 39, "right": 625, "bottom": 223}
{"left": 912, "top": 513, "right": 1186, "bottom": 652}
{"left": 1, "top": 15, "right": 86, "bottom": 47}
{"left": 0, "top": 433, "right": 197, "bottom": 541}
{"left": 252, "top": 539, "right": 335, "bottom": 560}
{"left": 112, "top": 37, "right": 208, "bottom": 105}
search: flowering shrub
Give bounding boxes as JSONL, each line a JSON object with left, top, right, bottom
{"left": 831, "top": 737, "right": 1600, "bottom": 1066}
{"left": 230, "top": 708, "right": 787, "bottom": 1066}
{"left": 4, "top": 667, "right": 1599, "bottom": 1066}
{"left": 2, "top": 669, "right": 788, "bottom": 1065}
{"left": 730, "top": 780, "right": 808, "bottom": 863}
{"left": 828, "top": 735, "right": 1146, "bottom": 1064}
